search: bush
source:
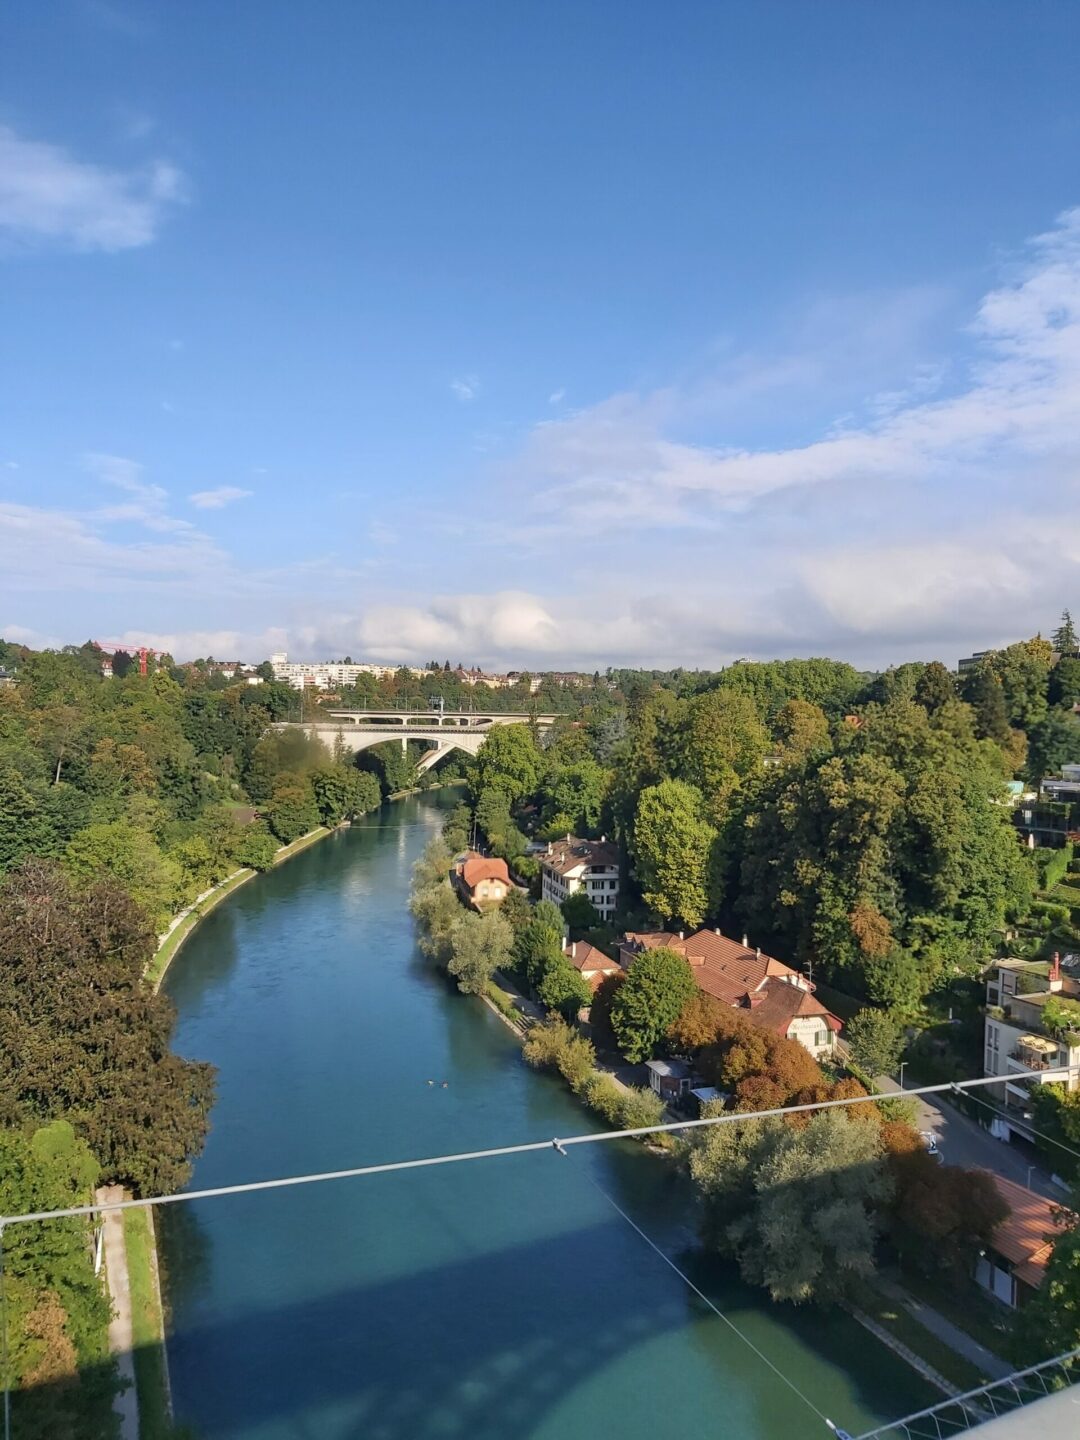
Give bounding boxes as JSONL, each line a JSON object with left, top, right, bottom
{"left": 617, "top": 1086, "right": 665, "bottom": 1131}
{"left": 522, "top": 1016, "right": 596, "bottom": 1092}
{"left": 233, "top": 824, "right": 279, "bottom": 871}
{"left": 1035, "top": 843, "right": 1074, "bottom": 890}
{"left": 582, "top": 1071, "right": 624, "bottom": 1124}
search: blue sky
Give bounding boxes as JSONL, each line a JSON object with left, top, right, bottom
{"left": 3, "top": 1, "right": 1080, "bottom": 668}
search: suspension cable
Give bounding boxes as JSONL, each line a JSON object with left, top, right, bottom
{"left": 566, "top": 1153, "right": 834, "bottom": 1427}
{"left": 2, "top": 1067, "right": 1074, "bottom": 1229}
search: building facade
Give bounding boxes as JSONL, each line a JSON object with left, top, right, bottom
{"left": 539, "top": 836, "right": 620, "bottom": 920}
{"left": 983, "top": 955, "right": 1080, "bottom": 1137}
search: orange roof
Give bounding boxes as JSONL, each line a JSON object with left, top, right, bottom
{"left": 683, "top": 928, "right": 801, "bottom": 1006}
{"left": 619, "top": 926, "right": 841, "bottom": 1035}
{"left": 461, "top": 855, "right": 511, "bottom": 890}
{"left": 980, "top": 1172, "right": 1073, "bottom": 1289}
{"left": 564, "top": 940, "right": 618, "bottom": 975}
{"left": 745, "top": 979, "right": 836, "bottom": 1036}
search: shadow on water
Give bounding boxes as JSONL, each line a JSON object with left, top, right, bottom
{"left": 20, "top": 1194, "right": 935, "bottom": 1440}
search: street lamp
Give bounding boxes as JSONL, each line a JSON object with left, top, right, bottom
{"left": 899, "top": 1062, "right": 907, "bottom": 1092}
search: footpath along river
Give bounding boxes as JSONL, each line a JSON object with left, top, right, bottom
{"left": 161, "top": 789, "right": 932, "bottom": 1440}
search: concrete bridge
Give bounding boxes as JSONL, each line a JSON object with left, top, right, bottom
{"left": 276, "top": 710, "right": 555, "bottom": 773}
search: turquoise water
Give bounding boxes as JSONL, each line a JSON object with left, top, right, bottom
{"left": 162, "top": 791, "right": 932, "bottom": 1439}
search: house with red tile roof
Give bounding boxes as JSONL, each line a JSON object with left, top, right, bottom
{"left": 975, "top": 1173, "right": 1073, "bottom": 1308}
{"left": 561, "top": 938, "right": 620, "bottom": 992}
{"left": 618, "top": 927, "right": 840, "bottom": 1058}
{"left": 452, "top": 852, "right": 512, "bottom": 910}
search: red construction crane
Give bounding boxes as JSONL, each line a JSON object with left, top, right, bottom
{"left": 94, "top": 641, "right": 167, "bottom": 677}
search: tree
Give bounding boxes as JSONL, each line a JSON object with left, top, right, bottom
{"left": 689, "top": 1111, "right": 889, "bottom": 1303}
{"left": 675, "top": 689, "right": 769, "bottom": 815}
{"left": 561, "top": 888, "right": 600, "bottom": 934}
{"left": 989, "top": 640, "right": 1051, "bottom": 731}
{"left": 535, "top": 949, "right": 592, "bottom": 1016}
{"left": 1050, "top": 656, "right": 1080, "bottom": 710}
{"left": 633, "top": 779, "right": 716, "bottom": 928}
{"left": 961, "top": 663, "right": 1010, "bottom": 744}
{"left": 0, "top": 1121, "right": 118, "bottom": 1436}
{"left": 846, "top": 1008, "right": 905, "bottom": 1078}
{"left": 667, "top": 991, "right": 731, "bottom": 1053}
{"left": 539, "top": 757, "right": 611, "bottom": 834}
{"left": 913, "top": 662, "right": 955, "bottom": 713}
{"left": 1052, "top": 609, "right": 1078, "bottom": 656}
{"left": 266, "top": 776, "right": 320, "bottom": 844}
{"left": 446, "top": 909, "right": 513, "bottom": 995}
{"left": 513, "top": 899, "right": 565, "bottom": 988}
{"left": 1026, "top": 709, "right": 1080, "bottom": 782}
{"left": 471, "top": 724, "right": 541, "bottom": 805}
{"left": 611, "top": 947, "right": 698, "bottom": 1062}
{"left": 233, "top": 823, "right": 280, "bottom": 870}
{"left": 773, "top": 699, "right": 829, "bottom": 757}
{"left": 884, "top": 1136, "right": 1008, "bottom": 1276}
{"left": 0, "top": 861, "right": 215, "bottom": 1194}
{"left": 63, "top": 821, "right": 183, "bottom": 925}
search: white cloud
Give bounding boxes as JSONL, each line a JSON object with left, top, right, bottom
{"left": 450, "top": 374, "right": 480, "bottom": 402}
{"left": 548, "top": 388, "right": 565, "bottom": 405}
{"left": 514, "top": 209, "right": 1080, "bottom": 531}
{"left": 0, "top": 126, "right": 187, "bottom": 252}
{"left": 188, "top": 486, "right": 253, "bottom": 510}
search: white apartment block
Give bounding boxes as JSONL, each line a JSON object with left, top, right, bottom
{"left": 983, "top": 955, "right": 1080, "bottom": 1139}
{"left": 540, "top": 836, "right": 620, "bottom": 920}
{"left": 269, "top": 652, "right": 425, "bottom": 691}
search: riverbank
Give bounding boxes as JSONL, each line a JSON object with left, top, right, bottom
{"left": 148, "top": 824, "right": 344, "bottom": 992}
{"left": 466, "top": 936, "right": 997, "bottom": 1397}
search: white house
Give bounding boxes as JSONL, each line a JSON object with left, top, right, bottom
{"left": 539, "top": 836, "right": 620, "bottom": 920}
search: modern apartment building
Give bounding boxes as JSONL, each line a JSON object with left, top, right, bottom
{"left": 269, "top": 652, "right": 425, "bottom": 690}
{"left": 983, "top": 954, "right": 1080, "bottom": 1139}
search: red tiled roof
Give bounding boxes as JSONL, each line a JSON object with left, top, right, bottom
{"left": 461, "top": 855, "right": 511, "bottom": 890}
{"left": 619, "top": 926, "right": 841, "bottom": 1036}
{"left": 979, "top": 1172, "right": 1073, "bottom": 1289}
{"left": 743, "top": 979, "right": 835, "bottom": 1036}
{"left": 564, "top": 940, "right": 618, "bottom": 975}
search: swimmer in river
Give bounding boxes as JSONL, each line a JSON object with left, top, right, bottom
{"left": 427, "top": 1079, "right": 434, "bottom": 1085}
{"left": 441, "top": 1081, "right": 448, "bottom": 1088}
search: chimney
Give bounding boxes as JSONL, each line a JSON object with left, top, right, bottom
{"left": 600, "top": 834, "right": 606, "bottom": 843}
{"left": 742, "top": 934, "right": 748, "bottom": 947}
{"left": 1050, "top": 951, "right": 1063, "bottom": 991}
{"left": 678, "top": 930, "right": 684, "bottom": 941}
{"left": 715, "top": 927, "right": 721, "bottom": 936}
{"left": 572, "top": 942, "right": 577, "bottom": 959}
{"left": 756, "top": 946, "right": 761, "bottom": 959}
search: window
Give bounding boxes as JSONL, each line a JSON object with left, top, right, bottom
{"left": 987, "top": 986, "right": 1000, "bottom": 1006}
{"left": 814, "top": 1029, "right": 827, "bottom": 1049}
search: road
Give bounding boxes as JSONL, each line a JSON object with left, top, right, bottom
{"left": 874, "top": 1075, "right": 1066, "bottom": 1201}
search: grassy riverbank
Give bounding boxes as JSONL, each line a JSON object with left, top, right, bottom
{"left": 147, "top": 868, "right": 257, "bottom": 990}
{"left": 124, "top": 1206, "right": 172, "bottom": 1440}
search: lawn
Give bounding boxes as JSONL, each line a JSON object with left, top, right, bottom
{"left": 123, "top": 1206, "right": 173, "bottom": 1440}
{"left": 849, "top": 1279, "right": 986, "bottom": 1393}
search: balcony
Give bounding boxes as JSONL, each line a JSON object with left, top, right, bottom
{"left": 1007, "top": 1035, "right": 1062, "bottom": 1074}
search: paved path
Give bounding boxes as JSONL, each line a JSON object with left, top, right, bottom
{"left": 97, "top": 1185, "right": 139, "bottom": 1440}
{"left": 875, "top": 1277, "right": 1012, "bottom": 1381}
{"left": 874, "top": 1074, "right": 1064, "bottom": 1200}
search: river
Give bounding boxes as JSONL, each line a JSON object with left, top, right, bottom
{"left": 161, "top": 790, "right": 932, "bottom": 1440}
